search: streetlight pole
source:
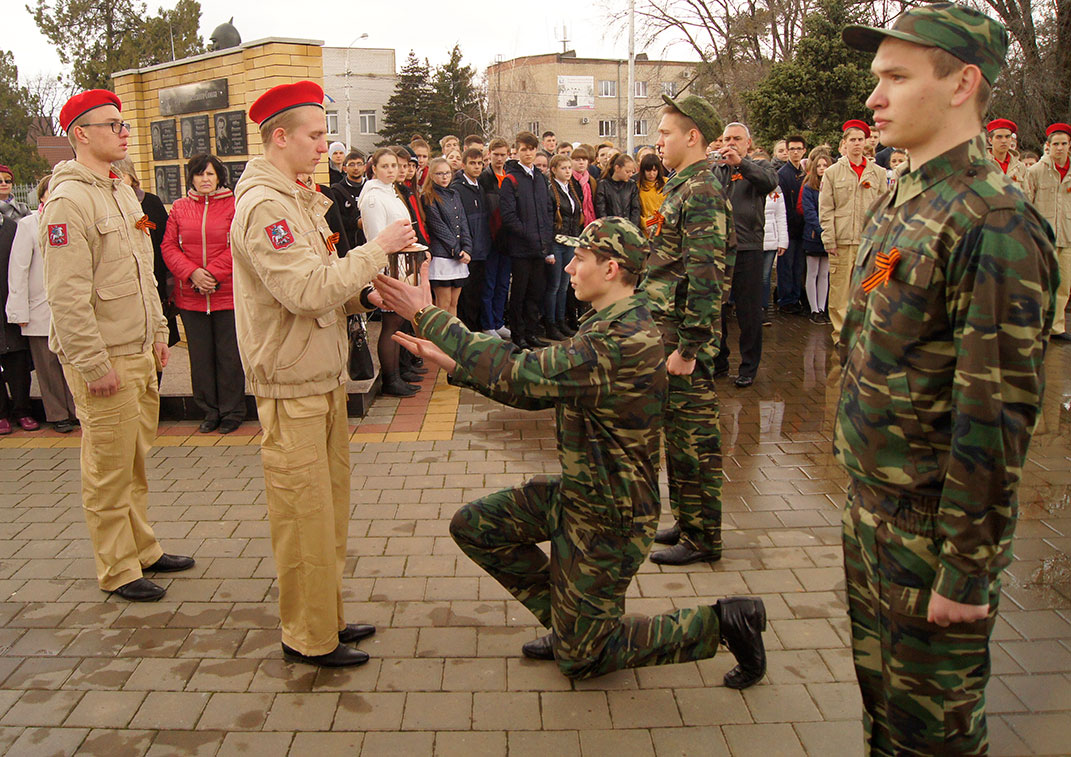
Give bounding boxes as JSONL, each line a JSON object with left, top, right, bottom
{"left": 627, "top": 0, "right": 636, "bottom": 155}
{"left": 344, "top": 33, "right": 369, "bottom": 148}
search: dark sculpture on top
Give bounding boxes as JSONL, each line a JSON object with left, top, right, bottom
{"left": 209, "top": 18, "right": 241, "bottom": 51}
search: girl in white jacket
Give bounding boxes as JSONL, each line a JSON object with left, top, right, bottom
{"left": 761, "top": 183, "right": 789, "bottom": 325}
{"left": 358, "top": 150, "right": 422, "bottom": 397}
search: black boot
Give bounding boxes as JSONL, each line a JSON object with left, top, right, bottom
{"left": 558, "top": 320, "right": 577, "bottom": 337}
{"left": 545, "top": 322, "right": 567, "bottom": 341}
{"left": 654, "top": 523, "right": 681, "bottom": 545}
{"left": 381, "top": 376, "right": 419, "bottom": 397}
{"left": 716, "top": 597, "right": 767, "bottom": 689}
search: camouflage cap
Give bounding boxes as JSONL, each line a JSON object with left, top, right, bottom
{"left": 555, "top": 217, "right": 647, "bottom": 276}
{"left": 842, "top": 2, "right": 1008, "bottom": 85}
{"left": 661, "top": 94, "right": 723, "bottom": 143}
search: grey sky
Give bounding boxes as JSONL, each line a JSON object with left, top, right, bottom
{"left": 8, "top": 0, "right": 698, "bottom": 83}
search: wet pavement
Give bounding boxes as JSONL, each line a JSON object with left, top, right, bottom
{"left": 0, "top": 310, "right": 1069, "bottom": 755}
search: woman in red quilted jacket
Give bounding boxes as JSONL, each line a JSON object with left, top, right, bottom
{"left": 161, "top": 154, "right": 245, "bottom": 434}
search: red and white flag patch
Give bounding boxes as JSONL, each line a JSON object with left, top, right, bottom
{"left": 47, "top": 224, "right": 68, "bottom": 247}
{"left": 265, "top": 219, "right": 295, "bottom": 250}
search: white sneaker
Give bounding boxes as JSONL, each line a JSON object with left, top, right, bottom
{"left": 481, "top": 329, "right": 500, "bottom": 338}
{"left": 496, "top": 326, "right": 511, "bottom": 339}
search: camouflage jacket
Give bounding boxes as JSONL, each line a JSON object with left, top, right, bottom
{"left": 642, "top": 159, "right": 732, "bottom": 360}
{"left": 416, "top": 295, "right": 666, "bottom": 533}
{"left": 834, "top": 134, "right": 1058, "bottom": 606}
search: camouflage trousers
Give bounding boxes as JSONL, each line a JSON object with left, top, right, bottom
{"left": 664, "top": 355, "right": 723, "bottom": 553}
{"left": 450, "top": 475, "right": 722, "bottom": 680}
{"left": 842, "top": 480, "right": 998, "bottom": 756}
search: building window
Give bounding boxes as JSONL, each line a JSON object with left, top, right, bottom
{"left": 661, "top": 81, "right": 677, "bottom": 97}
{"left": 326, "top": 111, "right": 339, "bottom": 135}
{"left": 528, "top": 121, "right": 540, "bottom": 135}
{"left": 599, "top": 80, "right": 616, "bottom": 97}
{"left": 634, "top": 120, "right": 648, "bottom": 137}
{"left": 359, "top": 110, "right": 377, "bottom": 135}
{"left": 635, "top": 81, "right": 648, "bottom": 98}
{"left": 598, "top": 119, "right": 617, "bottom": 138}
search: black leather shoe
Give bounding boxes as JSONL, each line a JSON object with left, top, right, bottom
{"left": 282, "top": 642, "right": 370, "bottom": 668}
{"left": 712, "top": 365, "right": 730, "bottom": 379}
{"left": 512, "top": 336, "right": 531, "bottom": 350}
{"left": 654, "top": 523, "right": 681, "bottom": 545}
{"left": 110, "top": 577, "right": 166, "bottom": 602}
{"left": 218, "top": 420, "right": 242, "bottom": 434}
{"left": 733, "top": 375, "right": 754, "bottom": 388}
{"left": 198, "top": 419, "right": 220, "bottom": 433}
{"left": 716, "top": 597, "right": 767, "bottom": 689}
{"left": 650, "top": 542, "right": 722, "bottom": 565}
{"left": 146, "top": 553, "right": 195, "bottom": 572}
{"left": 527, "top": 335, "right": 549, "bottom": 348}
{"left": 338, "top": 623, "right": 376, "bottom": 644}
{"left": 545, "top": 323, "right": 567, "bottom": 341}
{"left": 400, "top": 370, "right": 423, "bottom": 383}
{"left": 521, "top": 632, "right": 556, "bottom": 660}
{"left": 381, "top": 378, "right": 419, "bottom": 397}
{"left": 557, "top": 321, "right": 577, "bottom": 337}
{"left": 54, "top": 418, "right": 79, "bottom": 433}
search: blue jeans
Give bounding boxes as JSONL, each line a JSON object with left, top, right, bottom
{"left": 544, "top": 242, "right": 573, "bottom": 323}
{"left": 482, "top": 250, "right": 511, "bottom": 329}
{"left": 761, "top": 250, "right": 777, "bottom": 309}
{"left": 776, "top": 237, "right": 804, "bottom": 306}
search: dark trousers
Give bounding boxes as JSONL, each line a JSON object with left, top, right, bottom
{"left": 458, "top": 259, "right": 487, "bottom": 331}
{"left": 508, "top": 257, "right": 546, "bottom": 340}
{"left": 0, "top": 349, "right": 32, "bottom": 419}
{"left": 776, "top": 237, "right": 805, "bottom": 307}
{"left": 715, "top": 250, "right": 763, "bottom": 379}
{"left": 483, "top": 250, "right": 511, "bottom": 330}
{"left": 179, "top": 309, "right": 246, "bottom": 423}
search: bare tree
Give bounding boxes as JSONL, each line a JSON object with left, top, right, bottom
{"left": 23, "top": 72, "right": 74, "bottom": 138}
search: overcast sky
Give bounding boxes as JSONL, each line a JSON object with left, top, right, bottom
{"left": 8, "top": 0, "right": 700, "bottom": 83}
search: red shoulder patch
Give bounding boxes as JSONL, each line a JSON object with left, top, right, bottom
{"left": 47, "top": 224, "right": 68, "bottom": 247}
{"left": 264, "top": 219, "right": 295, "bottom": 250}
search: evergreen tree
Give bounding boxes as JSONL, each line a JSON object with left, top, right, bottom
{"left": 743, "top": 0, "right": 874, "bottom": 151}
{"left": 27, "top": 0, "right": 205, "bottom": 91}
{"left": 378, "top": 51, "right": 435, "bottom": 147}
{"left": 430, "top": 45, "right": 490, "bottom": 141}
{"left": 0, "top": 51, "right": 50, "bottom": 182}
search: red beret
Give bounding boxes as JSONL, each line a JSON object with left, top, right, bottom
{"left": 986, "top": 118, "right": 1017, "bottom": 134}
{"left": 1046, "top": 123, "right": 1071, "bottom": 138}
{"left": 0, "top": 165, "right": 12, "bottom": 178}
{"left": 842, "top": 120, "right": 871, "bottom": 138}
{"left": 60, "top": 89, "right": 122, "bottom": 132}
{"left": 249, "top": 81, "right": 324, "bottom": 126}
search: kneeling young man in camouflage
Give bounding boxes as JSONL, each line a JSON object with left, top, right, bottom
{"left": 375, "top": 217, "right": 766, "bottom": 684}
{"left": 837, "top": 4, "right": 1058, "bottom": 753}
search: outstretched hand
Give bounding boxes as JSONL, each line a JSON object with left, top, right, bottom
{"left": 374, "top": 261, "right": 432, "bottom": 321}
{"left": 392, "top": 332, "right": 456, "bottom": 374}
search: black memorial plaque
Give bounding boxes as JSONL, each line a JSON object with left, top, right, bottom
{"left": 154, "top": 165, "right": 183, "bottom": 205}
{"left": 223, "top": 161, "right": 247, "bottom": 188}
{"left": 150, "top": 119, "right": 178, "bottom": 161}
{"left": 159, "top": 78, "right": 229, "bottom": 116}
{"left": 214, "top": 111, "right": 247, "bottom": 156}
{"left": 181, "top": 115, "right": 212, "bottom": 159}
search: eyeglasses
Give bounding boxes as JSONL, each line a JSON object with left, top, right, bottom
{"left": 81, "top": 121, "right": 131, "bottom": 135}
{"left": 0, "top": 178, "right": 11, "bottom": 184}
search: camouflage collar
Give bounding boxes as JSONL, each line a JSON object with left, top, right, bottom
{"left": 579, "top": 293, "right": 648, "bottom": 327}
{"left": 892, "top": 133, "right": 989, "bottom": 207}
{"left": 663, "top": 159, "right": 708, "bottom": 195}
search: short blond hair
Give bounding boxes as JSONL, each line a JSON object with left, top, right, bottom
{"left": 259, "top": 107, "right": 312, "bottom": 146}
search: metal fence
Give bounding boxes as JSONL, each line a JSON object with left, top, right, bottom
{"left": 10, "top": 184, "right": 37, "bottom": 207}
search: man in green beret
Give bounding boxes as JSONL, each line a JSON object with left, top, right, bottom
{"left": 837, "top": 3, "right": 1058, "bottom": 753}
{"left": 373, "top": 217, "right": 766, "bottom": 685}
{"left": 644, "top": 94, "right": 735, "bottom": 566}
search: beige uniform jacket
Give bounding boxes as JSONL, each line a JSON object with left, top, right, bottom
{"left": 1026, "top": 154, "right": 1071, "bottom": 247}
{"left": 39, "top": 160, "right": 168, "bottom": 382}
{"left": 230, "top": 157, "right": 387, "bottom": 399}
{"left": 989, "top": 149, "right": 1028, "bottom": 189}
{"left": 818, "top": 156, "right": 887, "bottom": 250}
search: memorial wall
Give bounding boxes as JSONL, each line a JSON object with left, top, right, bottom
{"left": 112, "top": 38, "right": 325, "bottom": 206}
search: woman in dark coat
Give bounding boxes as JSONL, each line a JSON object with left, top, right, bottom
{"left": 0, "top": 212, "right": 35, "bottom": 434}
{"left": 594, "top": 152, "right": 641, "bottom": 228}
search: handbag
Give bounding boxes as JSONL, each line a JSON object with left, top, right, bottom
{"left": 347, "top": 314, "right": 375, "bottom": 381}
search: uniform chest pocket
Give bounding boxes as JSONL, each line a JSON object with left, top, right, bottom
{"left": 96, "top": 216, "right": 124, "bottom": 259}
{"left": 865, "top": 249, "right": 939, "bottom": 326}
{"left": 889, "top": 250, "right": 936, "bottom": 289}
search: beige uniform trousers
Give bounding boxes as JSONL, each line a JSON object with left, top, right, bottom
{"left": 256, "top": 384, "right": 350, "bottom": 656}
{"left": 63, "top": 350, "right": 164, "bottom": 591}
{"left": 1054, "top": 247, "right": 1071, "bottom": 335}
{"left": 828, "top": 244, "right": 858, "bottom": 342}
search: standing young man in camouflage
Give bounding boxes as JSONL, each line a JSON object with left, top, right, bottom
{"left": 644, "top": 95, "right": 733, "bottom": 565}
{"left": 374, "top": 218, "right": 766, "bottom": 686}
{"left": 838, "top": 5, "right": 1058, "bottom": 753}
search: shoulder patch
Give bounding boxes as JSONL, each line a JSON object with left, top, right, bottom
{"left": 264, "top": 220, "right": 295, "bottom": 250}
{"left": 47, "top": 224, "right": 68, "bottom": 247}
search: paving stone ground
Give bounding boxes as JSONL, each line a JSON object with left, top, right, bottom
{"left": 0, "top": 313, "right": 1069, "bottom": 755}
